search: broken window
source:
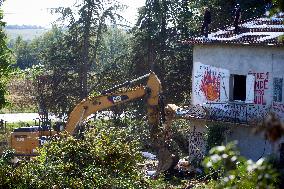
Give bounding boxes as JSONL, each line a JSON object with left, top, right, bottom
{"left": 230, "top": 74, "right": 254, "bottom": 102}
{"left": 273, "top": 78, "right": 283, "bottom": 102}
{"left": 230, "top": 75, "right": 246, "bottom": 101}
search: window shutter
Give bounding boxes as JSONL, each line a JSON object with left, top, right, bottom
{"left": 246, "top": 74, "right": 255, "bottom": 103}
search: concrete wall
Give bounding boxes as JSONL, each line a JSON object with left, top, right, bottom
{"left": 190, "top": 45, "right": 284, "bottom": 161}
{"left": 226, "top": 126, "right": 273, "bottom": 161}
{"left": 192, "top": 45, "right": 284, "bottom": 108}
{"left": 188, "top": 122, "right": 275, "bottom": 162}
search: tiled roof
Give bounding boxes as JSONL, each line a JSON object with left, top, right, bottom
{"left": 183, "top": 13, "right": 284, "bottom": 46}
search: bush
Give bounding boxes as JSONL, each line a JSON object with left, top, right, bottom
{"left": 202, "top": 142, "right": 279, "bottom": 189}
{"left": 278, "top": 35, "right": 284, "bottom": 43}
{"left": 205, "top": 124, "right": 228, "bottom": 152}
{"left": 0, "top": 125, "right": 150, "bottom": 189}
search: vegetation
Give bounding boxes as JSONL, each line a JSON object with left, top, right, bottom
{"left": 1, "top": 0, "right": 283, "bottom": 188}
{"left": 5, "top": 0, "right": 269, "bottom": 115}
{"left": 0, "top": 132, "right": 280, "bottom": 189}
{"left": 271, "top": 0, "right": 284, "bottom": 13}
{"left": 278, "top": 34, "right": 284, "bottom": 43}
{"left": 0, "top": 10, "right": 12, "bottom": 109}
{"left": 205, "top": 124, "right": 229, "bottom": 152}
{"left": 0, "top": 123, "right": 148, "bottom": 188}
{"left": 201, "top": 143, "right": 279, "bottom": 189}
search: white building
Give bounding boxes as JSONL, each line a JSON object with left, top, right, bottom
{"left": 184, "top": 15, "right": 284, "bottom": 163}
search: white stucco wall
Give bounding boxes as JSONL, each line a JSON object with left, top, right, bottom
{"left": 192, "top": 45, "right": 284, "bottom": 117}
{"left": 192, "top": 45, "right": 284, "bottom": 105}
{"left": 190, "top": 44, "right": 284, "bottom": 161}
{"left": 226, "top": 126, "right": 273, "bottom": 161}
{"left": 189, "top": 123, "right": 274, "bottom": 162}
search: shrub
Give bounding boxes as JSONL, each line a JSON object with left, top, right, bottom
{"left": 278, "top": 35, "right": 284, "bottom": 43}
{"left": 202, "top": 142, "right": 279, "bottom": 189}
{"left": 0, "top": 125, "right": 150, "bottom": 189}
{"left": 205, "top": 124, "right": 229, "bottom": 152}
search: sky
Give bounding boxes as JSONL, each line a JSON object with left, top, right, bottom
{"left": 2, "top": 0, "right": 145, "bottom": 27}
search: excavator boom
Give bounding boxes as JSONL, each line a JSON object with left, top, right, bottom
{"left": 9, "top": 72, "right": 177, "bottom": 175}
{"left": 65, "top": 72, "right": 162, "bottom": 135}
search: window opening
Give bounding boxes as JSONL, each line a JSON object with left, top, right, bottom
{"left": 231, "top": 75, "right": 247, "bottom": 101}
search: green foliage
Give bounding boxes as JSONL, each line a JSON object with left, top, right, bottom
{"left": 202, "top": 142, "right": 279, "bottom": 189}
{"left": 0, "top": 149, "right": 29, "bottom": 188}
{"left": 131, "top": 0, "right": 193, "bottom": 104}
{"left": 94, "top": 27, "right": 133, "bottom": 92}
{"left": 205, "top": 124, "right": 229, "bottom": 152}
{"left": 170, "top": 120, "right": 192, "bottom": 156}
{"left": 278, "top": 34, "right": 284, "bottom": 43}
{"left": 149, "top": 176, "right": 187, "bottom": 189}
{"left": 30, "top": 129, "right": 146, "bottom": 188}
{"left": 52, "top": 0, "right": 125, "bottom": 100}
{"left": 34, "top": 26, "right": 80, "bottom": 116}
{"left": 0, "top": 125, "right": 151, "bottom": 189}
{"left": 10, "top": 36, "right": 41, "bottom": 69}
{"left": 0, "top": 148, "right": 15, "bottom": 164}
{"left": 0, "top": 10, "right": 13, "bottom": 109}
{"left": 14, "top": 63, "right": 44, "bottom": 79}
{"left": 270, "top": 0, "right": 284, "bottom": 14}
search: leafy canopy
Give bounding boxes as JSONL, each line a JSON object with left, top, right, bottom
{"left": 0, "top": 10, "right": 12, "bottom": 109}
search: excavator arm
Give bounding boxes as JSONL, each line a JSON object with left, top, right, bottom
{"left": 65, "top": 72, "right": 162, "bottom": 135}
{"left": 10, "top": 72, "right": 177, "bottom": 174}
{"left": 65, "top": 72, "right": 177, "bottom": 174}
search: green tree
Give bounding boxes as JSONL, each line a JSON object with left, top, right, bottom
{"left": 54, "top": 0, "right": 124, "bottom": 99}
{"left": 34, "top": 26, "right": 80, "bottom": 117}
{"left": 270, "top": 0, "right": 284, "bottom": 14}
{"left": 94, "top": 26, "right": 133, "bottom": 91}
{"left": 11, "top": 36, "right": 40, "bottom": 69}
{"left": 34, "top": 0, "right": 126, "bottom": 117}
{"left": 0, "top": 10, "right": 12, "bottom": 109}
{"left": 131, "top": 0, "right": 194, "bottom": 104}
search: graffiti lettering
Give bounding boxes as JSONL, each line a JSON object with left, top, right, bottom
{"left": 249, "top": 72, "right": 269, "bottom": 105}
{"left": 255, "top": 80, "right": 268, "bottom": 90}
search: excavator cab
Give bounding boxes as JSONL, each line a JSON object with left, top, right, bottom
{"left": 9, "top": 117, "right": 55, "bottom": 156}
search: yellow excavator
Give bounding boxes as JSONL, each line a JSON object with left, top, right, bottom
{"left": 9, "top": 72, "right": 179, "bottom": 173}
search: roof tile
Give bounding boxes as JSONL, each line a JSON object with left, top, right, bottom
{"left": 184, "top": 14, "right": 284, "bottom": 46}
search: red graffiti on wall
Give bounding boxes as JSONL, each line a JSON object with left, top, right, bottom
{"left": 200, "top": 70, "right": 220, "bottom": 101}
{"left": 249, "top": 72, "right": 269, "bottom": 105}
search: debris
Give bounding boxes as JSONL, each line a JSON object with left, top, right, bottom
{"left": 142, "top": 152, "right": 157, "bottom": 160}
